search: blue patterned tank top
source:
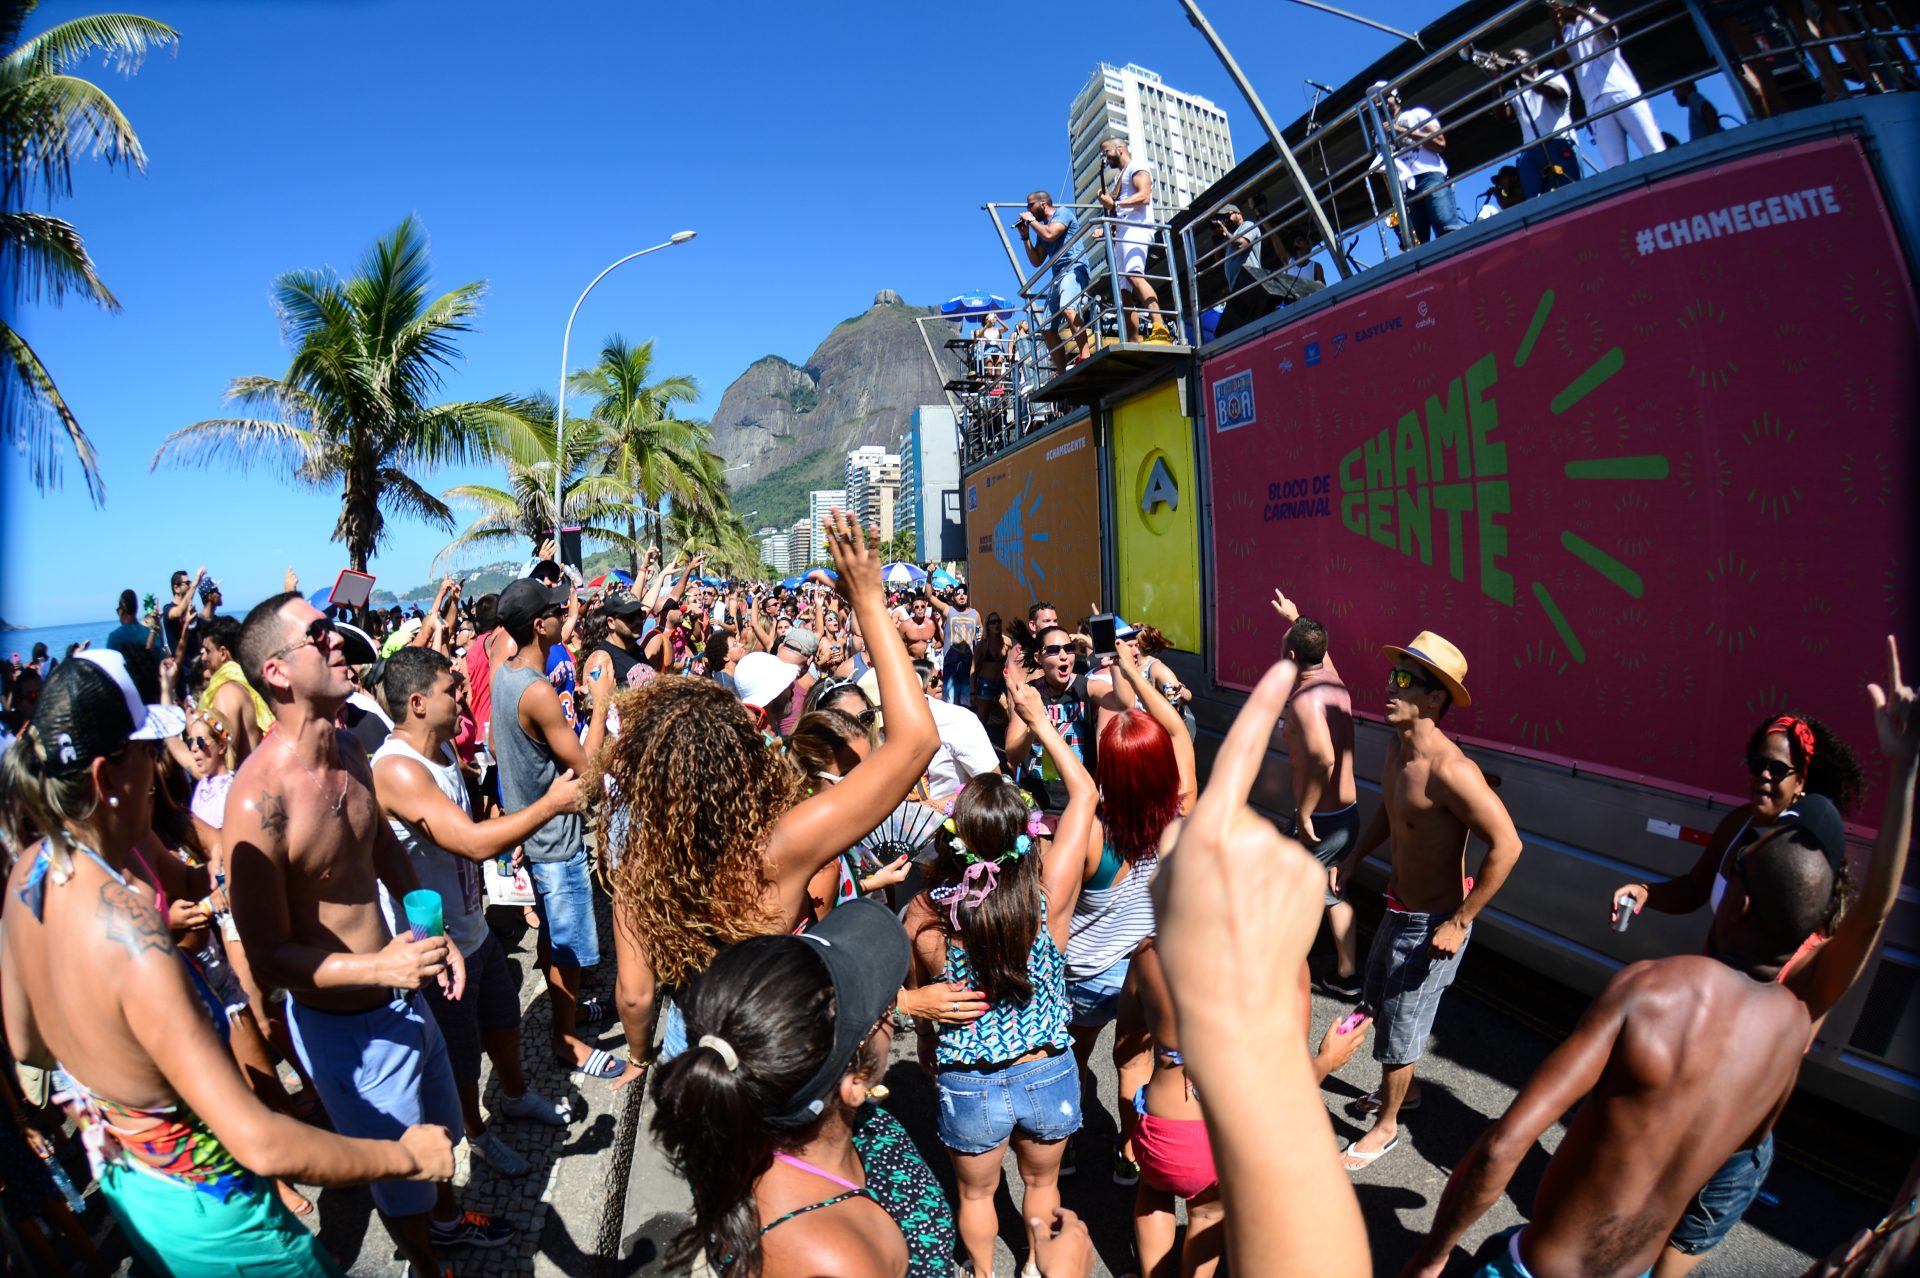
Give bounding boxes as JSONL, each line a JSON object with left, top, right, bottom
{"left": 934, "top": 895, "right": 1071, "bottom": 1067}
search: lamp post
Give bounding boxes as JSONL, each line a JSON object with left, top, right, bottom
{"left": 553, "top": 231, "right": 698, "bottom": 535}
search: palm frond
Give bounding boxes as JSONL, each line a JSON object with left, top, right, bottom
{"left": 0, "top": 72, "right": 148, "bottom": 200}
{"left": 376, "top": 466, "right": 456, "bottom": 531}
{"left": 148, "top": 416, "right": 319, "bottom": 479}
{"left": 5, "top": 14, "right": 179, "bottom": 77}
{"left": 0, "top": 210, "right": 115, "bottom": 307}
{"left": 0, "top": 316, "right": 102, "bottom": 503}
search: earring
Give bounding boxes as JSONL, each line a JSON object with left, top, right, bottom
{"left": 107, "top": 795, "right": 120, "bottom": 809}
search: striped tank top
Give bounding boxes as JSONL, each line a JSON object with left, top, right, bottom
{"left": 1067, "top": 848, "right": 1158, "bottom": 981}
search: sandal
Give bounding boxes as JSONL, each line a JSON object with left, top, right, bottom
{"left": 567, "top": 1048, "right": 625, "bottom": 1081}
{"left": 576, "top": 996, "right": 613, "bottom": 1027}
{"left": 1338, "top": 1135, "right": 1400, "bottom": 1169}
{"left": 1345, "top": 1089, "right": 1420, "bottom": 1118}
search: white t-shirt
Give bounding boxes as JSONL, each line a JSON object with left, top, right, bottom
{"left": 372, "top": 736, "right": 489, "bottom": 957}
{"left": 1391, "top": 107, "right": 1450, "bottom": 186}
{"left": 191, "top": 772, "right": 235, "bottom": 830}
{"left": 1515, "top": 72, "right": 1574, "bottom": 142}
{"left": 1561, "top": 16, "right": 1642, "bottom": 105}
{"left": 922, "top": 695, "right": 999, "bottom": 800}
{"left": 1110, "top": 159, "right": 1155, "bottom": 244}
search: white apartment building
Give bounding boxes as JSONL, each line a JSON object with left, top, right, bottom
{"left": 806, "top": 489, "right": 846, "bottom": 564}
{"left": 1068, "top": 63, "right": 1234, "bottom": 219}
{"left": 845, "top": 446, "right": 901, "bottom": 543}
{"left": 757, "top": 525, "right": 786, "bottom": 574}
{"left": 787, "top": 518, "right": 813, "bottom": 575}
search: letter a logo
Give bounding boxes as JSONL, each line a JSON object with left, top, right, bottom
{"left": 1141, "top": 456, "right": 1179, "bottom": 514}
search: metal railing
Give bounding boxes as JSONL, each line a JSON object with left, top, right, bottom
{"left": 1177, "top": 0, "right": 1916, "bottom": 346}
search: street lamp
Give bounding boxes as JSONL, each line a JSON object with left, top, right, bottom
{"left": 553, "top": 231, "right": 698, "bottom": 534}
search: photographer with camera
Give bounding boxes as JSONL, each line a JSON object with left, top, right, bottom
{"left": 1015, "top": 191, "right": 1090, "bottom": 374}
{"left": 1548, "top": 3, "right": 1666, "bottom": 170}
{"left": 1481, "top": 46, "right": 1580, "bottom": 198}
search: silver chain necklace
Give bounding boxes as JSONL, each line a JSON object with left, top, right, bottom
{"left": 281, "top": 736, "right": 347, "bottom": 816}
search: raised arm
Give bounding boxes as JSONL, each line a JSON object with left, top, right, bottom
{"left": 1112, "top": 643, "right": 1197, "bottom": 813}
{"left": 767, "top": 512, "right": 939, "bottom": 909}
{"left": 1012, "top": 681, "right": 1097, "bottom": 944}
{"left": 1792, "top": 636, "right": 1917, "bottom": 1024}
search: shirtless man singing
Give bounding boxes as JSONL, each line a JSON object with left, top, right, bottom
{"left": 1272, "top": 587, "right": 1361, "bottom": 996}
{"left": 225, "top": 593, "right": 512, "bottom": 1276}
{"left": 1332, "top": 631, "right": 1522, "bottom": 1169}
{"left": 898, "top": 592, "right": 939, "bottom": 660}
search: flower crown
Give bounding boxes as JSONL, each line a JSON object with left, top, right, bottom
{"left": 940, "top": 787, "right": 1045, "bottom": 861}
{"left": 929, "top": 784, "right": 1047, "bottom": 929}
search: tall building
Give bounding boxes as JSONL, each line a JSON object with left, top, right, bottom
{"left": 806, "top": 489, "right": 847, "bottom": 564}
{"left": 898, "top": 406, "right": 963, "bottom": 564}
{"left": 787, "top": 518, "right": 813, "bottom": 575}
{"left": 1069, "top": 63, "right": 1234, "bottom": 218}
{"left": 757, "top": 525, "right": 785, "bottom": 574}
{"left": 845, "top": 446, "right": 901, "bottom": 543}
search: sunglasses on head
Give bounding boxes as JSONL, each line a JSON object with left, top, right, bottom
{"left": 269, "top": 616, "right": 336, "bottom": 662}
{"left": 1040, "top": 643, "right": 1074, "bottom": 656}
{"left": 1746, "top": 754, "right": 1797, "bottom": 783}
{"left": 1388, "top": 667, "right": 1439, "bottom": 693}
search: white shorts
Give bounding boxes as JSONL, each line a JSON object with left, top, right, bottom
{"left": 1116, "top": 226, "right": 1152, "bottom": 276}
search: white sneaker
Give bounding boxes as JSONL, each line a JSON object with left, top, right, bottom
{"left": 471, "top": 1131, "right": 529, "bottom": 1178}
{"left": 496, "top": 1087, "right": 572, "bottom": 1127}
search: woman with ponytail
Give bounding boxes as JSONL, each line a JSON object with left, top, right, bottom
{"left": 649, "top": 900, "right": 970, "bottom": 1278}
{"left": 0, "top": 649, "right": 451, "bottom": 1277}
{"left": 905, "top": 676, "right": 1096, "bottom": 1278}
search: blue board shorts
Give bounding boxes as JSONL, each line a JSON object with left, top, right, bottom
{"left": 1364, "top": 907, "right": 1470, "bottom": 1066}
{"left": 286, "top": 992, "right": 463, "bottom": 1217}
{"left": 936, "top": 1050, "right": 1082, "bottom": 1154}
{"left": 1668, "top": 1132, "right": 1774, "bottom": 1255}
{"left": 527, "top": 848, "right": 600, "bottom": 969}
{"left": 100, "top": 1162, "right": 342, "bottom": 1278}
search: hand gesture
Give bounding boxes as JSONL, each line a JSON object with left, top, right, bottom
{"left": 1009, "top": 678, "right": 1045, "bottom": 725}
{"left": 1271, "top": 586, "right": 1300, "bottom": 625}
{"left": 818, "top": 509, "right": 881, "bottom": 608}
{"left": 1151, "top": 660, "right": 1312, "bottom": 1059}
{"left": 545, "top": 768, "right": 584, "bottom": 815}
{"left": 400, "top": 1124, "right": 457, "bottom": 1182}
{"left": 1028, "top": 1208, "right": 1095, "bottom": 1278}
{"left": 898, "top": 981, "right": 990, "bottom": 1023}
{"left": 167, "top": 897, "right": 211, "bottom": 934}
{"left": 1868, "top": 635, "right": 1917, "bottom": 765}
{"left": 283, "top": 565, "right": 299, "bottom": 593}
{"left": 537, "top": 538, "right": 556, "bottom": 562}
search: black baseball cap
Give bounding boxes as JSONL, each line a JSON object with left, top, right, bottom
{"left": 497, "top": 578, "right": 568, "bottom": 632}
{"left": 603, "top": 591, "right": 648, "bottom": 617}
{"left": 1769, "top": 792, "right": 1848, "bottom": 871}
{"left": 33, "top": 649, "right": 185, "bottom": 777}
{"left": 765, "top": 899, "right": 910, "bottom": 1128}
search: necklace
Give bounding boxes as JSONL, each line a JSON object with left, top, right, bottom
{"left": 281, "top": 735, "right": 347, "bottom": 816}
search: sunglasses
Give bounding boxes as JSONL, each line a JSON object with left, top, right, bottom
{"left": 269, "top": 616, "right": 336, "bottom": 662}
{"left": 1040, "top": 643, "right": 1074, "bottom": 656}
{"left": 1388, "top": 667, "right": 1440, "bottom": 693}
{"left": 1746, "top": 755, "right": 1796, "bottom": 783}
{"left": 182, "top": 733, "right": 219, "bottom": 752}
{"left": 857, "top": 708, "right": 880, "bottom": 727}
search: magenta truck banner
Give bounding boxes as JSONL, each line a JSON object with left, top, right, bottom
{"left": 1204, "top": 138, "right": 1917, "bottom": 797}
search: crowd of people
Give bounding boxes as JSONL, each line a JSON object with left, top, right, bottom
{"left": 0, "top": 518, "right": 1914, "bottom": 1278}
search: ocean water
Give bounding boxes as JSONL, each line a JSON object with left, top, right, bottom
{"left": 3, "top": 619, "right": 122, "bottom": 662}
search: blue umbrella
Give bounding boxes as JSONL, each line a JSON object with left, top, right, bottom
{"left": 930, "top": 569, "right": 959, "bottom": 590}
{"left": 307, "top": 585, "right": 336, "bottom": 610}
{"left": 780, "top": 575, "right": 806, "bottom": 590}
{"left": 941, "top": 292, "right": 1010, "bottom": 320}
{"left": 882, "top": 563, "right": 927, "bottom": 586}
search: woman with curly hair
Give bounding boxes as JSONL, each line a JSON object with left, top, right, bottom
{"left": 905, "top": 677, "right": 1096, "bottom": 1278}
{"left": 1612, "top": 710, "right": 1866, "bottom": 939}
{"left": 597, "top": 512, "right": 942, "bottom": 1090}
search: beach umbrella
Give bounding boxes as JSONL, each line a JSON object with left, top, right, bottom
{"left": 308, "top": 585, "right": 337, "bottom": 610}
{"left": 882, "top": 563, "right": 926, "bottom": 587}
{"left": 780, "top": 575, "right": 805, "bottom": 590}
{"left": 941, "top": 292, "right": 1010, "bottom": 321}
{"left": 930, "top": 569, "right": 958, "bottom": 590}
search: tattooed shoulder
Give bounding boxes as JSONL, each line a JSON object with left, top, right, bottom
{"left": 96, "top": 879, "right": 173, "bottom": 960}
{"left": 256, "top": 792, "right": 288, "bottom": 836}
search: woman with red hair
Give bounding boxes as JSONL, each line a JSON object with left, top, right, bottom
{"left": 1060, "top": 641, "right": 1196, "bottom": 1182}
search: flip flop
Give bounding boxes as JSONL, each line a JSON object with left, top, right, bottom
{"left": 576, "top": 997, "right": 613, "bottom": 1027}
{"left": 1346, "top": 1089, "right": 1420, "bottom": 1118}
{"left": 569, "top": 1048, "right": 624, "bottom": 1081}
{"left": 1338, "top": 1136, "right": 1400, "bottom": 1168}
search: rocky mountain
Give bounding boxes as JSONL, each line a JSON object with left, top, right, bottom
{"left": 713, "top": 291, "right": 963, "bottom": 524}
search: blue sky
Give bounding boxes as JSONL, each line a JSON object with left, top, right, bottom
{"left": 1, "top": 0, "right": 1705, "bottom": 625}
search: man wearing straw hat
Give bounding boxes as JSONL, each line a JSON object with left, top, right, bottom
{"left": 1331, "top": 631, "right": 1523, "bottom": 1170}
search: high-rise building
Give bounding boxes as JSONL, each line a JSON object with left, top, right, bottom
{"left": 757, "top": 525, "right": 785, "bottom": 574}
{"left": 845, "top": 446, "right": 901, "bottom": 543}
{"left": 787, "top": 518, "right": 812, "bottom": 575}
{"left": 1069, "top": 63, "right": 1233, "bottom": 218}
{"left": 806, "top": 489, "right": 847, "bottom": 564}
{"left": 897, "top": 406, "right": 962, "bottom": 564}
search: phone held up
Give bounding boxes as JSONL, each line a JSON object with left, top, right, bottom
{"left": 1087, "top": 613, "right": 1118, "bottom": 664}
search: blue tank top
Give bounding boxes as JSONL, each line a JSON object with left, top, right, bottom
{"left": 935, "top": 895, "right": 1071, "bottom": 1067}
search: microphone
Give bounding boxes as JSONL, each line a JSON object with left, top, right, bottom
{"left": 1305, "top": 79, "right": 1337, "bottom": 93}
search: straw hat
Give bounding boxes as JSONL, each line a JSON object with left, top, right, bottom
{"left": 1380, "top": 631, "right": 1472, "bottom": 707}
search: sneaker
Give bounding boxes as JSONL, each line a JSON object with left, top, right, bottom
{"left": 1316, "top": 971, "right": 1364, "bottom": 1001}
{"left": 429, "top": 1210, "right": 515, "bottom": 1250}
{"left": 1059, "top": 1141, "right": 1078, "bottom": 1178}
{"left": 1144, "top": 322, "right": 1174, "bottom": 344}
{"left": 1112, "top": 1145, "right": 1141, "bottom": 1187}
{"left": 471, "top": 1131, "right": 528, "bottom": 1179}
{"left": 496, "top": 1087, "right": 572, "bottom": 1127}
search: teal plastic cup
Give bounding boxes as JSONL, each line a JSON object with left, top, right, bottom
{"left": 402, "top": 890, "right": 444, "bottom": 941}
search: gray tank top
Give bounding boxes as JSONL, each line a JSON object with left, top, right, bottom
{"left": 491, "top": 662, "right": 581, "bottom": 864}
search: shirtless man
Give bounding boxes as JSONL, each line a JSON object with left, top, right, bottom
{"left": 1331, "top": 631, "right": 1523, "bottom": 1168}
{"left": 898, "top": 593, "right": 939, "bottom": 660}
{"left": 226, "top": 593, "right": 510, "bottom": 1275}
{"left": 1404, "top": 640, "right": 1915, "bottom": 1278}
{"left": 1272, "top": 587, "right": 1361, "bottom": 996}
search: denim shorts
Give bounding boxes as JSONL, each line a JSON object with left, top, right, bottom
{"left": 1066, "top": 953, "right": 1130, "bottom": 1028}
{"left": 936, "top": 1050, "right": 1082, "bottom": 1155}
{"left": 527, "top": 849, "right": 600, "bottom": 968}
{"left": 1668, "top": 1133, "right": 1774, "bottom": 1255}
{"left": 1363, "top": 907, "right": 1469, "bottom": 1066}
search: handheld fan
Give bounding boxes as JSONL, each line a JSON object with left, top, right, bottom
{"left": 851, "top": 800, "right": 945, "bottom": 873}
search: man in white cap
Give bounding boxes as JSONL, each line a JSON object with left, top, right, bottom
{"left": 734, "top": 650, "right": 800, "bottom": 740}
{"left": 1330, "top": 631, "right": 1522, "bottom": 1170}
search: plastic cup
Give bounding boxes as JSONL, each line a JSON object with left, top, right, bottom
{"left": 402, "top": 890, "right": 444, "bottom": 941}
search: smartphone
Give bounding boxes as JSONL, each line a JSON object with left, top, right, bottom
{"left": 1336, "top": 1009, "right": 1370, "bottom": 1035}
{"left": 330, "top": 569, "right": 375, "bottom": 609}
{"left": 1088, "top": 613, "right": 1118, "bottom": 663}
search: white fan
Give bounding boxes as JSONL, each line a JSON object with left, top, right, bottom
{"left": 852, "top": 800, "right": 946, "bottom": 872}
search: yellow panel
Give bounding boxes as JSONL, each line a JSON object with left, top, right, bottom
{"left": 1110, "top": 381, "right": 1201, "bottom": 651}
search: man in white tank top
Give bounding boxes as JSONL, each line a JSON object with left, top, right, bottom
{"left": 1096, "top": 138, "right": 1173, "bottom": 344}
{"left": 370, "top": 649, "right": 587, "bottom": 1178}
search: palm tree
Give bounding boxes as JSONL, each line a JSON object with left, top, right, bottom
{"left": 1, "top": 3, "right": 178, "bottom": 504}
{"left": 152, "top": 216, "right": 528, "bottom": 569}
{"left": 434, "top": 393, "right": 646, "bottom": 570}
{"left": 663, "top": 501, "right": 762, "bottom": 579}
{"left": 568, "top": 335, "right": 709, "bottom": 571}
